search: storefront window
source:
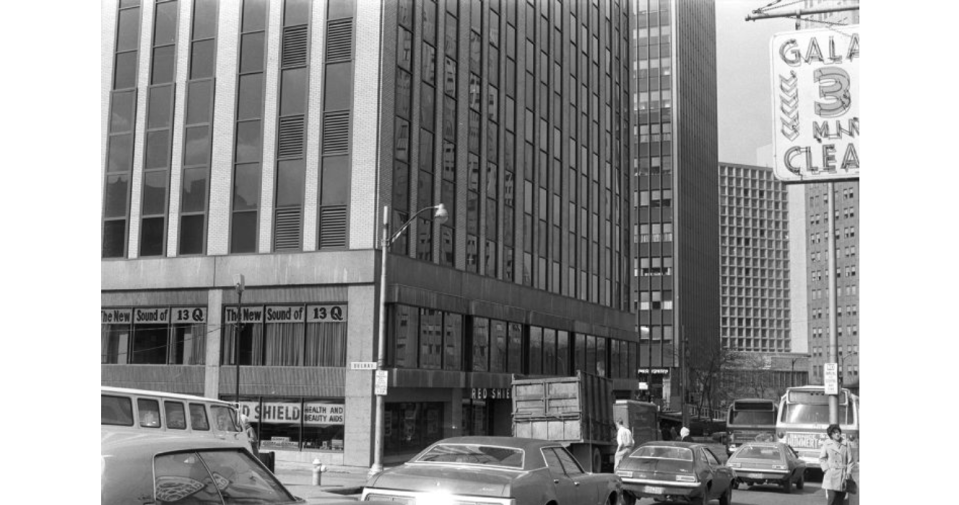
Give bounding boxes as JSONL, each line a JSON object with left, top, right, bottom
{"left": 101, "top": 309, "right": 131, "bottom": 364}
{"left": 508, "top": 322, "right": 524, "bottom": 373}
{"left": 529, "top": 326, "right": 542, "bottom": 374}
{"left": 237, "top": 398, "right": 345, "bottom": 452}
{"left": 489, "top": 320, "right": 507, "bottom": 373}
{"left": 392, "top": 305, "right": 419, "bottom": 368}
{"left": 557, "top": 331, "right": 569, "bottom": 376}
{"left": 472, "top": 317, "right": 489, "bottom": 372}
{"left": 385, "top": 402, "right": 445, "bottom": 455}
{"left": 102, "top": 307, "right": 207, "bottom": 365}
{"left": 420, "top": 309, "right": 443, "bottom": 370}
{"left": 543, "top": 328, "right": 556, "bottom": 375}
{"left": 222, "top": 304, "right": 347, "bottom": 367}
{"left": 443, "top": 313, "right": 463, "bottom": 370}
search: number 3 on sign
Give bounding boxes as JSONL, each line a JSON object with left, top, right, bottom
{"left": 814, "top": 67, "right": 850, "bottom": 118}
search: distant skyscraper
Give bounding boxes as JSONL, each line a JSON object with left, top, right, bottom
{"left": 718, "top": 163, "right": 790, "bottom": 353}
{"left": 631, "top": 0, "right": 719, "bottom": 407}
{"left": 799, "top": 0, "right": 860, "bottom": 389}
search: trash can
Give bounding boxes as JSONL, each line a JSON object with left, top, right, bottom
{"left": 258, "top": 451, "right": 275, "bottom": 473}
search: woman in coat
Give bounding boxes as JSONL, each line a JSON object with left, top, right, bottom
{"left": 819, "top": 424, "right": 855, "bottom": 505}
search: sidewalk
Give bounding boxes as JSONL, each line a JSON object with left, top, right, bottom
{"left": 272, "top": 460, "right": 371, "bottom": 502}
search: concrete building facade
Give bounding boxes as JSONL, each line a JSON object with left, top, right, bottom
{"left": 101, "top": 0, "right": 637, "bottom": 468}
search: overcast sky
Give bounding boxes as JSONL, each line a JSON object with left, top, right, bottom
{"left": 716, "top": 0, "right": 795, "bottom": 166}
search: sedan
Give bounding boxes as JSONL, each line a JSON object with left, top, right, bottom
{"left": 102, "top": 430, "right": 306, "bottom": 504}
{"left": 726, "top": 441, "right": 806, "bottom": 493}
{"left": 615, "top": 441, "right": 734, "bottom": 505}
{"left": 361, "top": 436, "right": 623, "bottom": 505}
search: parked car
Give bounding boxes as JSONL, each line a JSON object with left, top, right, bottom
{"left": 101, "top": 386, "right": 253, "bottom": 452}
{"left": 726, "top": 441, "right": 806, "bottom": 492}
{"left": 361, "top": 436, "right": 623, "bottom": 505}
{"left": 102, "top": 430, "right": 301, "bottom": 505}
{"left": 616, "top": 441, "right": 734, "bottom": 505}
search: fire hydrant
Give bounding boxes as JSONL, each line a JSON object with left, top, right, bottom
{"left": 312, "top": 459, "right": 325, "bottom": 486}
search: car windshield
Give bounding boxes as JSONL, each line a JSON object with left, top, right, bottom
{"left": 414, "top": 444, "right": 525, "bottom": 468}
{"left": 629, "top": 446, "right": 693, "bottom": 461}
{"left": 733, "top": 446, "right": 782, "bottom": 461}
{"left": 153, "top": 449, "right": 296, "bottom": 504}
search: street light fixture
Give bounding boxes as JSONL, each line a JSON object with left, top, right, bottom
{"left": 371, "top": 203, "right": 447, "bottom": 477}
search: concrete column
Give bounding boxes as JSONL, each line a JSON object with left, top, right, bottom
{"left": 204, "top": 288, "right": 224, "bottom": 398}
{"left": 165, "top": 0, "right": 194, "bottom": 256}
{"left": 349, "top": 0, "right": 383, "bottom": 251}
{"left": 207, "top": 0, "right": 241, "bottom": 255}
{"left": 302, "top": 1, "right": 327, "bottom": 251}
{"left": 126, "top": 1, "right": 156, "bottom": 258}
{"left": 344, "top": 284, "right": 377, "bottom": 467}
{"left": 257, "top": 0, "right": 284, "bottom": 252}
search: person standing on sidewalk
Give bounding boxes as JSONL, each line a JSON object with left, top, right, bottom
{"left": 819, "top": 424, "right": 855, "bottom": 505}
{"left": 614, "top": 419, "right": 634, "bottom": 469}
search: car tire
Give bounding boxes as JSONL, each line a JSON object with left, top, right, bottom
{"left": 797, "top": 474, "right": 805, "bottom": 490}
{"left": 617, "top": 491, "right": 636, "bottom": 505}
{"left": 719, "top": 486, "right": 732, "bottom": 505}
{"left": 782, "top": 476, "right": 793, "bottom": 494}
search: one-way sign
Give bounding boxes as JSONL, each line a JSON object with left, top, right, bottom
{"left": 350, "top": 362, "right": 377, "bottom": 370}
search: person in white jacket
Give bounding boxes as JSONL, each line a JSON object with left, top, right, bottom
{"left": 818, "top": 424, "right": 855, "bottom": 505}
{"left": 614, "top": 419, "right": 634, "bottom": 469}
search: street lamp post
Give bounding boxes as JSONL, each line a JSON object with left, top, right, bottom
{"left": 638, "top": 326, "right": 650, "bottom": 401}
{"left": 232, "top": 274, "right": 245, "bottom": 404}
{"left": 370, "top": 203, "right": 448, "bottom": 477}
{"left": 790, "top": 354, "right": 811, "bottom": 387}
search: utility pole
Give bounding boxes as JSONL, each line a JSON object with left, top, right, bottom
{"left": 680, "top": 329, "right": 689, "bottom": 429}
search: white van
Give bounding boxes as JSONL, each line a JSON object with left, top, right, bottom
{"left": 101, "top": 386, "right": 253, "bottom": 450}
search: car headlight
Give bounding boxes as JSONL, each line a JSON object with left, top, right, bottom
{"left": 675, "top": 475, "right": 698, "bottom": 483}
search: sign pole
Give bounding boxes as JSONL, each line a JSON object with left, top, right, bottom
{"left": 827, "top": 183, "right": 839, "bottom": 424}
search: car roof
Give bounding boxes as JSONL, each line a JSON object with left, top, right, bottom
{"left": 102, "top": 430, "right": 247, "bottom": 455}
{"left": 735, "top": 441, "right": 787, "bottom": 448}
{"left": 638, "top": 441, "right": 707, "bottom": 449}
{"left": 427, "top": 436, "right": 564, "bottom": 450}
{"left": 102, "top": 386, "right": 234, "bottom": 405}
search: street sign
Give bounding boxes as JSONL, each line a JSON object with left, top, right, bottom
{"left": 824, "top": 363, "right": 839, "bottom": 395}
{"left": 770, "top": 26, "right": 859, "bottom": 183}
{"left": 638, "top": 382, "right": 649, "bottom": 390}
{"left": 350, "top": 362, "right": 377, "bottom": 370}
{"left": 374, "top": 370, "right": 389, "bottom": 395}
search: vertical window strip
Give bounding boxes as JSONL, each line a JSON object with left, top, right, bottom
{"left": 179, "top": 0, "right": 219, "bottom": 255}
{"left": 103, "top": 0, "right": 142, "bottom": 258}
{"left": 274, "top": 2, "right": 311, "bottom": 252}
{"left": 318, "top": 0, "right": 355, "bottom": 250}
{"left": 140, "top": 0, "right": 180, "bottom": 257}
{"left": 230, "top": 0, "right": 268, "bottom": 253}
{"left": 392, "top": 0, "right": 413, "bottom": 256}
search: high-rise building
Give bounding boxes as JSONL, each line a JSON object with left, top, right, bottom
{"left": 799, "top": 0, "right": 860, "bottom": 391}
{"left": 718, "top": 163, "right": 790, "bottom": 353}
{"left": 630, "top": 0, "right": 719, "bottom": 408}
{"left": 101, "top": 0, "right": 636, "bottom": 468}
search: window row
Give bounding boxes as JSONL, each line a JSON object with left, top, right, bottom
{"left": 388, "top": 304, "right": 636, "bottom": 380}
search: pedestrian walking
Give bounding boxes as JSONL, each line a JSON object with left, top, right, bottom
{"left": 614, "top": 419, "right": 634, "bottom": 469}
{"left": 819, "top": 424, "right": 856, "bottom": 505}
{"left": 679, "top": 427, "right": 692, "bottom": 442}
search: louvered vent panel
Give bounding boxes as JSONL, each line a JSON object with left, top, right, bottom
{"left": 319, "top": 206, "right": 348, "bottom": 249}
{"left": 282, "top": 26, "right": 309, "bottom": 68}
{"left": 274, "top": 208, "right": 302, "bottom": 251}
{"left": 322, "top": 112, "right": 350, "bottom": 154}
{"left": 326, "top": 19, "right": 353, "bottom": 62}
{"left": 277, "top": 115, "right": 305, "bottom": 159}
